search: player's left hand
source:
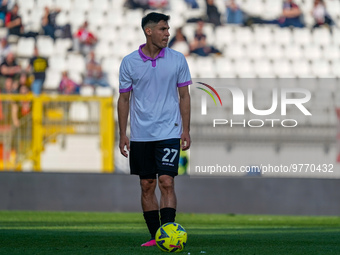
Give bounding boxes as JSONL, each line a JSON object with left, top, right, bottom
{"left": 181, "top": 132, "right": 191, "bottom": 151}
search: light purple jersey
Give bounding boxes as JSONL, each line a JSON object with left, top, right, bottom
{"left": 119, "top": 44, "right": 192, "bottom": 141}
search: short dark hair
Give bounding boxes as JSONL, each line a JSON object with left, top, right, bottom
{"left": 141, "top": 12, "right": 170, "bottom": 31}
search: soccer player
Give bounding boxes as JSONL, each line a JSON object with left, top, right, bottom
{"left": 117, "top": 12, "right": 191, "bottom": 247}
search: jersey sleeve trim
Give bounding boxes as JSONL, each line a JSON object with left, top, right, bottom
{"left": 177, "top": 80, "right": 192, "bottom": 87}
{"left": 119, "top": 85, "right": 133, "bottom": 93}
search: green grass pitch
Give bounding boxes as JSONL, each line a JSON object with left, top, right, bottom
{"left": 1, "top": 211, "right": 340, "bottom": 255}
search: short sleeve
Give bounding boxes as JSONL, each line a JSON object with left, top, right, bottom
{"left": 177, "top": 54, "right": 192, "bottom": 87}
{"left": 119, "top": 57, "right": 133, "bottom": 93}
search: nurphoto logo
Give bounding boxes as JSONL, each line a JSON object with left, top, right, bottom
{"left": 196, "top": 82, "right": 312, "bottom": 128}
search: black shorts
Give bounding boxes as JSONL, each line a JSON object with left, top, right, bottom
{"left": 130, "top": 138, "right": 180, "bottom": 179}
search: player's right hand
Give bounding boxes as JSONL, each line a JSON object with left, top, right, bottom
{"left": 119, "top": 135, "right": 130, "bottom": 158}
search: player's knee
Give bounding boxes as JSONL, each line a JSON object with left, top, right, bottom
{"left": 158, "top": 176, "right": 174, "bottom": 192}
{"left": 140, "top": 179, "right": 157, "bottom": 194}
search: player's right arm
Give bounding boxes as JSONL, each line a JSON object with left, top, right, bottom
{"left": 117, "top": 91, "right": 130, "bottom": 157}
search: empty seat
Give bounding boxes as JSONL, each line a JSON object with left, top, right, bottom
{"left": 69, "top": 102, "right": 89, "bottom": 121}
{"left": 54, "top": 38, "right": 73, "bottom": 55}
{"left": 264, "top": 44, "right": 284, "bottom": 60}
{"left": 253, "top": 25, "right": 273, "bottom": 45}
{"left": 87, "top": 10, "right": 106, "bottom": 28}
{"left": 66, "top": 54, "right": 86, "bottom": 73}
{"left": 225, "top": 43, "right": 245, "bottom": 60}
{"left": 195, "top": 57, "right": 216, "bottom": 78}
{"left": 94, "top": 41, "right": 112, "bottom": 59}
{"left": 80, "top": 86, "right": 95, "bottom": 96}
{"left": 254, "top": 59, "right": 274, "bottom": 78}
{"left": 215, "top": 58, "right": 236, "bottom": 78}
{"left": 36, "top": 0, "right": 53, "bottom": 8}
{"left": 68, "top": 10, "right": 86, "bottom": 29}
{"left": 44, "top": 70, "right": 62, "bottom": 90}
{"left": 311, "top": 60, "right": 331, "bottom": 78}
{"left": 272, "top": 28, "right": 292, "bottom": 46}
{"left": 234, "top": 59, "right": 255, "bottom": 78}
{"left": 273, "top": 59, "right": 293, "bottom": 78}
{"left": 291, "top": 60, "right": 311, "bottom": 78}
{"left": 48, "top": 55, "right": 67, "bottom": 72}
{"left": 17, "top": 0, "right": 34, "bottom": 11}
{"left": 245, "top": 43, "right": 264, "bottom": 60}
{"left": 36, "top": 36, "right": 54, "bottom": 58}
{"left": 17, "top": 37, "right": 35, "bottom": 58}
{"left": 293, "top": 28, "right": 312, "bottom": 46}
{"left": 284, "top": 44, "right": 303, "bottom": 61}
{"left": 102, "top": 57, "right": 120, "bottom": 74}
{"left": 55, "top": 0, "right": 72, "bottom": 11}
{"left": 331, "top": 60, "right": 340, "bottom": 77}
{"left": 215, "top": 26, "right": 234, "bottom": 46}
{"left": 234, "top": 27, "right": 253, "bottom": 45}
{"left": 96, "top": 87, "right": 113, "bottom": 97}
{"left": 303, "top": 44, "right": 322, "bottom": 61}
{"left": 312, "top": 28, "right": 332, "bottom": 46}
{"left": 73, "top": 0, "right": 91, "bottom": 11}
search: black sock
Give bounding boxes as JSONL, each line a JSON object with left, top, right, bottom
{"left": 143, "top": 210, "right": 160, "bottom": 239}
{"left": 160, "top": 207, "right": 176, "bottom": 225}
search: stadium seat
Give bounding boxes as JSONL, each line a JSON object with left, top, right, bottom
{"left": 293, "top": 28, "right": 312, "bottom": 46}
{"left": 242, "top": 0, "right": 263, "bottom": 16}
{"left": 312, "top": 28, "right": 332, "bottom": 46}
{"left": 234, "top": 59, "right": 255, "bottom": 78}
{"left": 215, "top": 26, "right": 234, "bottom": 46}
{"left": 234, "top": 27, "right": 253, "bottom": 45}
{"left": 253, "top": 25, "right": 273, "bottom": 46}
{"left": 102, "top": 57, "right": 120, "bottom": 74}
{"left": 54, "top": 38, "right": 73, "bottom": 55}
{"left": 254, "top": 59, "right": 274, "bottom": 78}
{"left": 92, "top": 0, "right": 110, "bottom": 11}
{"left": 273, "top": 59, "right": 293, "bottom": 78}
{"left": 66, "top": 54, "right": 86, "bottom": 74}
{"left": 44, "top": 70, "right": 62, "bottom": 90}
{"left": 17, "top": 0, "right": 34, "bottom": 12}
{"left": 94, "top": 41, "right": 112, "bottom": 59}
{"left": 117, "top": 25, "right": 139, "bottom": 44}
{"left": 54, "top": 0, "right": 72, "bottom": 11}
{"left": 16, "top": 37, "right": 35, "bottom": 58}
{"left": 106, "top": 10, "right": 124, "bottom": 28}
{"left": 55, "top": 11, "right": 69, "bottom": 27}
{"left": 332, "top": 28, "right": 340, "bottom": 46}
{"left": 69, "top": 102, "right": 90, "bottom": 122}
{"left": 68, "top": 71, "right": 83, "bottom": 85}
{"left": 98, "top": 25, "right": 118, "bottom": 43}
{"left": 323, "top": 44, "right": 340, "bottom": 61}
{"left": 87, "top": 10, "right": 106, "bottom": 28}
{"left": 263, "top": 0, "right": 282, "bottom": 19}
{"left": 111, "top": 41, "right": 133, "bottom": 59}
{"left": 264, "top": 44, "right": 284, "bottom": 60}
{"left": 284, "top": 44, "right": 303, "bottom": 61}
{"left": 68, "top": 9, "right": 86, "bottom": 29}
{"left": 49, "top": 55, "right": 67, "bottom": 72}
{"left": 36, "top": 36, "right": 54, "bottom": 58}
{"left": 225, "top": 43, "right": 245, "bottom": 60}
{"left": 96, "top": 87, "right": 113, "bottom": 97}
{"left": 195, "top": 57, "right": 216, "bottom": 78}
{"left": 303, "top": 44, "right": 322, "bottom": 61}
{"left": 311, "top": 60, "right": 332, "bottom": 78}
{"left": 26, "top": 8, "right": 44, "bottom": 32}
{"left": 80, "top": 86, "right": 95, "bottom": 96}
{"left": 325, "top": 0, "right": 340, "bottom": 18}
{"left": 331, "top": 60, "right": 340, "bottom": 77}
{"left": 73, "top": 0, "right": 91, "bottom": 12}
{"left": 36, "top": 0, "right": 53, "bottom": 8}
{"left": 245, "top": 43, "right": 264, "bottom": 60}
{"left": 291, "top": 60, "right": 311, "bottom": 78}
{"left": 215, "top": 58, "right": 236, "bottom": 78}
{"left": 272, "top": 28, "right": 292, "bottom": 46}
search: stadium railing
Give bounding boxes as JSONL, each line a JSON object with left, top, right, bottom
{"left": 0, "top": 94, "right": 114, "bottom": 172}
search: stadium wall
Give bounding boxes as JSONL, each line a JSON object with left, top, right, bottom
{"left": 0, "top": 172, "right": 339, "bottom": 216}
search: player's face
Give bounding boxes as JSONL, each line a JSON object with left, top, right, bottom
{"left": 151, "top": 20, "right": 170, "bottom": 49}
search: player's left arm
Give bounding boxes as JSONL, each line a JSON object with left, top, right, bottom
{"left": 178, "top": 85, "right": 191, "bottom": 151}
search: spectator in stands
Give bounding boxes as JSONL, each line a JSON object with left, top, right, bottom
{"left": 58, "top": 71, "right": 80, "bottom": 94}
{"left": 148, "top": 0, "right": 169, "bottom": 10}
{"left": 5, "top": 4, "right": 21, "bottom": 36}
{"left": 0, "top": 37, "right": 11, "bottom": 64}
{"left": 226, "top": 0, "right": 244, "bottom": 24}
{"left": 168, "top": 27, "right": 190, "bottom": 56}
{"left": 185, "top": 0, "right": 199, "bottom": 9}
{"left": 206, "top": 0, "right": 221, "bottom": 26}
{"left": 125, "top": 0, "right": 150, "bottom": 10}
{"left": 0, "top": 52, "right": 21, "bottom": 88}
{"left": 0, "top": 0, "right": 8, "bottom": 27}
{"left": 4, "top": 4, "right": 38, "bottom": 39}
{"left": 42, "top": 6, "right": 60, "bottom": 40}
{"left": 83, "top": 51, "right": 110, "bottom": 88}
{"left": 74, "top": 21, "right": 97, "bottom": 56}
{"left": 190, "top": 20, "right": 221, "bottom": 57}
{"left": 246, "top": 0, "right": 305, "bottom": 28}
{"left": 27, "top": 47, "right": 48, "bottom": 95}
{"left": 311, "top": 0, "right": 334, "bottom": 31}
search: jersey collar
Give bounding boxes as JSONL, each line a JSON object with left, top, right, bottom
{"left": 138, "top": 44, "right": 165, "bottom": 67}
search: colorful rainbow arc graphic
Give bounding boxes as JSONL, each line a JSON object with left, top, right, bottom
{"left": 196, "top": 82, "right": 223, "bottom": 106}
